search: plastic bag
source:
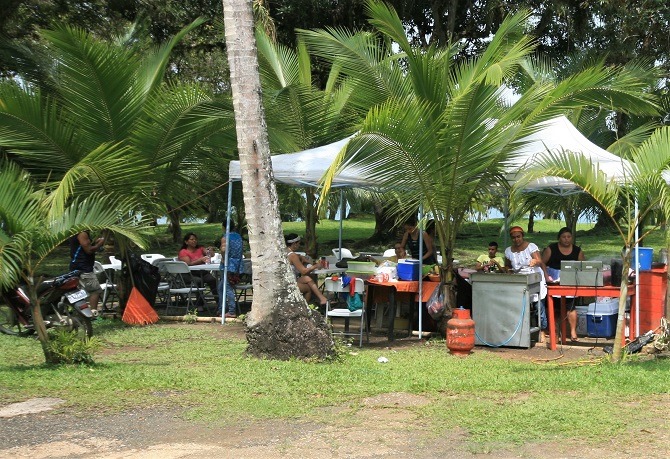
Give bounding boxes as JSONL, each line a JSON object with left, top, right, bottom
{"left": 375, "top": 265, "right": 397, "bottom": 281}
{"left": 426, "top": 282, "right": 445, "bottom": 319}
{"left": 347, "top": 293, "right": 363, "bottom": 311}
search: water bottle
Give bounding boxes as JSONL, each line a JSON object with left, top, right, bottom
{"left": 205, "top": 248, "right": 211, "bottom": 264}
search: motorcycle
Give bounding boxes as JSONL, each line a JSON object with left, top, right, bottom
{"left": 0, "top": 270, "right": 94, "bottom": 338}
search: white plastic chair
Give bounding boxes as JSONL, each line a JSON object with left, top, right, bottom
{"left": 382, "top": 248, "right": 396, "bottom": 258}
{"left": 141, "top": 253, "right": 165, "bottom": 263}
{"left": 162, "top": 261, "right": 207, "bottom": 315}
{"left": 332, "top": 248, "right": 354, "bottom": 260}
{"left": 93, "top": 261, "right": 118, "bottom": 310}
{"left": 324, "top": 276, "right": 368, "bottom": 347}
{"left": 108, "top": 255, "right": 122, "bottom": 267}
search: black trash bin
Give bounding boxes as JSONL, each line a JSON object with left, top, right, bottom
{"left": 119, "top": 252, "right": 161, "bottom": 311}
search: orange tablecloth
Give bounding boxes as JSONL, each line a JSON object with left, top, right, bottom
{"left": 547, "top": 283, "right": 635, "bottom": 351}
{"left": 367, "top": 279, "right": 440, "bottom": 303}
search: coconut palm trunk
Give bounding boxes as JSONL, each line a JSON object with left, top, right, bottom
{"left": 221, "top": 0, "right": 334, "bottom": 359}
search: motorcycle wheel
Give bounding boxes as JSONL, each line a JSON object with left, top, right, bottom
{"left": 0, "top": 302, "right": 34, "bottom": 336}
{"left": 66, "top": 310, "right": 94, "bottom": 339}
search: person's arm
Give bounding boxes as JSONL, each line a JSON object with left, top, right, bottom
{"left": 541, "top": 246, "right": 554, "bottom": 282}
{"left": 179, "top": 248, "right": 207, "bottom": 266}
{"left": 78, "top": 232, "right": 104, "bottom": 255}
{"left": 577, "top": 247, "right": 585, "bottom": 261}
{"left": 530, "top": 250, "right": 549, "bottom": 281}
{"left": 399, "top": 230, "right": 409, "bottom": 250}
{"left": 475, "top": 255, "right": 485, "bottom": 271}
{"left": 289, "top": 252, "right": 321, "bottom": 275}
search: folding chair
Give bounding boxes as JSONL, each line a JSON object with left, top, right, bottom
{"left": 332, "top": 248, "right": 354, "bottom": 260}
{"left": 152, "top": 258, "right": 172, "bottom": 306}
{"left": 162, "top": 261, "right": 207, "bottom": 315}
{"left": 324, "top": 276, "right": 368, "bottom": 347}
{"left": 93, "top": 261, "right": 118, "bottom": 310}
{"left": 234, "top": 259, "right": 253, "bottom": 315}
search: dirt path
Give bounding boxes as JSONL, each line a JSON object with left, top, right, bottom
{"left": 2, "top": 394, "right": 669, "bottom": 459}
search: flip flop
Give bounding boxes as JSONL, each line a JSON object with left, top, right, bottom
{"left": 570, "top": 337, "right": 580, "bottom": 342}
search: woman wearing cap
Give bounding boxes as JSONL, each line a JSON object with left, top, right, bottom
{"left": 285, "top": 233, "right": 328, "bottom": 306}
{"left": 542, "top": 227, "right": 585, "bottom": 341}
{"left": 504, "top": 225, "right": 549, "bottom": 336}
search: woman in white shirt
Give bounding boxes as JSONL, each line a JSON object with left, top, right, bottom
{"left": 504, "top": 226, "right": 549, "bottom": 333}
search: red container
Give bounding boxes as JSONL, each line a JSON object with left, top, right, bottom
{"left": 446, "top": 308, "right": 475, "bottom": 356}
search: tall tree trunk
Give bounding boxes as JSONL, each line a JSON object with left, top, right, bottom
{"left": 304, "top": 187, "right": 318, "bottom": 259}
{"left": 166, "top": 203, "right": 182, "bottom": 243}
{"left": 369, "top": 200, "right": 395, "bottom": 244}
{"left": 563, "top": 207, "right": 578, "bottom": 235}
{"left": 222, "top": 0, "right": 333, "bottom": 360}
{"left": 527, "top": 208, "right": 536, "bottom": 233}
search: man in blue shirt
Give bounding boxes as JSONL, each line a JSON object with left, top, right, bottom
{"left": 218, "top": 222, "right": 244, "bottom": 318}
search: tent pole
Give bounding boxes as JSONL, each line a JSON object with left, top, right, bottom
{"left": 503, "top": 197, "right": 510, "bottom": 249}
{"left": 221, "top": 180, "right": 233, "bottom": 325}
{"left": 634, "top": 200, "right": 639, "bottom": 337}
{"left": 418, "top": 206, "right": 423, "bottom": 340}
{"left": 338, "top": 190, "right": 343, "bottom": 260}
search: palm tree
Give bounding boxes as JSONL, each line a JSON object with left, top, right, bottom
{"left": 0, "top": 161, "right": 150, "bottom": 363}
{"left": 515, "top": 127, "right": 670, "bottom": 362}
{"left": 0, "top": 20, "right": 238, "bottom": 241}
{"left": 308, "top": 1, "right": 658, "bottom": 326}
{"left": 222, "top": 0, "right": 334, "bottom": 359}
{"left": 256, "top": 30, "right": 363, "bottom": 257}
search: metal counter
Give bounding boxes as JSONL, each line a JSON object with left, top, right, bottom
{"left": 471, "top": 272, "right": 541, "bottom": 348}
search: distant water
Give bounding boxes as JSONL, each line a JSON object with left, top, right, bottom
{"left": 485, "top": 208, "right": 595, "bottom": 224}
{"left": 156, "top": 216, "right": 206, "bottom": 225}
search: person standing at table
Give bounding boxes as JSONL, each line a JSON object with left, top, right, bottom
{"left": 178, "top": 232, "right": 218, "bottom": 307}
{"left": 69, "top": 231, "right": 105, "bottom": 315}
{"left": 542, "top": 227, "right": 585, "bottom": 341}
{"left": 475, "top": 241, "right": 505, "bottom": 272}
{"left": 504, "top": 226, "right": 549, "bottom": 334}
{"left": 218, "top": 222, "right": 244, "bottom": 319}
{"left": 285, "top": 233, "right": 328, "bottom": 307}
{"left": 400, "top": 218, "right": 436, "bottom": 264}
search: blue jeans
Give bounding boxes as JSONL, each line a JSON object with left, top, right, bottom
{"left": 217, "top": 274, "right": 236, "bottom": 315}
{"left": 537, "top": 298, "right": 548, "bottom": 330}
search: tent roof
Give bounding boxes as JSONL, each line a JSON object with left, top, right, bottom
{"left": 228, "top": 135, "right": 380, "bottom": 188}
{"left": 229, "top": 116, "right": 628, "bottom": 193}
{"left": 506, "top": 116, "right": 629, "bottom": 194}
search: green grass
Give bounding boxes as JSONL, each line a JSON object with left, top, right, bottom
{"left": 1, "top": 320, "right": 669, "bottom": 447}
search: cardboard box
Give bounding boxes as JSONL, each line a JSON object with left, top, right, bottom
{"left": 587, "top": 299, "right": 618, "bottom": 338}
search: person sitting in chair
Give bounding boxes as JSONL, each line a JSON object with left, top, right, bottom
{"left": 285, "top": 233, "right": 328, "bottom": 307}
{"left": 475, "top": 241, "right": 505, "bottom": 272}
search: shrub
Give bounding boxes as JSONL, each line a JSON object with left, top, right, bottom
{"left": 47, "top": 329, "right": 102, "bottom": 365}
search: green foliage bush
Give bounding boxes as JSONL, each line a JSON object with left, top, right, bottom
{"left": 47, "top": 329, "right": 102, "bottom": 365}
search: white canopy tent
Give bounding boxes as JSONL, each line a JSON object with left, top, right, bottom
{"left": 226, "top": 116, "right": 641, "bottom": 335}
{"left": 505, "top": 115, "right": 631, "bottom": 194}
